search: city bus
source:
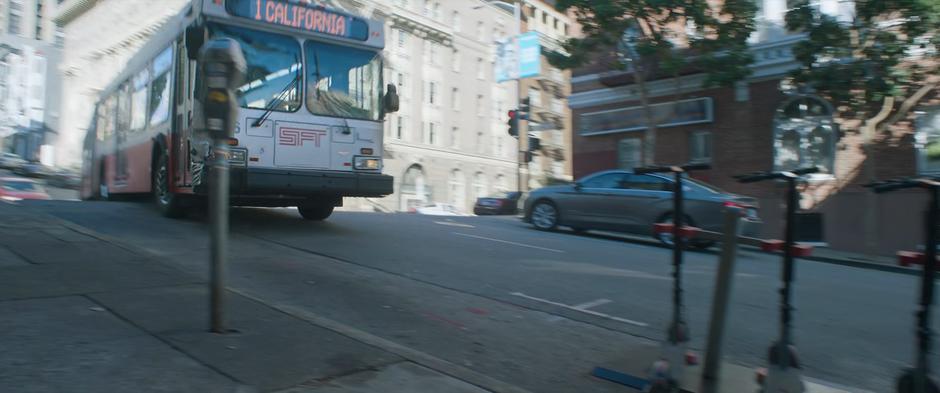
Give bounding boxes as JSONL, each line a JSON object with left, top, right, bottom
{"left": 80, "top": 0, "right": 397, "bottom": 220}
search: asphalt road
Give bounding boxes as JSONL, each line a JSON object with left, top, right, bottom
{"left": 23, "top": 199, "right": 938, "bottom": 392}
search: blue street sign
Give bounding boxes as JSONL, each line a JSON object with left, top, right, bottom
{"left": 518, "top": 31, "right": 541, "bottom": 79}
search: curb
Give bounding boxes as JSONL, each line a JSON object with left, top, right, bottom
{"left": 581, "top": 229, "right": 918, "bottom": 276}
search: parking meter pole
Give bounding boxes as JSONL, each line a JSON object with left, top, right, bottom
{"left": 781, "top": 177, "right": 797, "bottom": 348}
{"left": 197, "top": 38, "right": 245, "bottom": 335}
{"left": 700, "top": 207, "right": 742, "bottom": 393}
{"left": 209, "top": 140, "right": 229, "bottom": 333}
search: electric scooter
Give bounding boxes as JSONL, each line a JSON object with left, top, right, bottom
{"left": 869, "top": 176, "right": 940, "bottom": 393}
{"left": 734, "top": 166, "right": 819, "bottom": 393}
{"left": 634, "top": 163, "right": 711, "bottom": 392}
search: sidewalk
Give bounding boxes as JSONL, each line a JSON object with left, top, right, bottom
{"left": 0, "top": 202, "right": 494, "bottom": 393}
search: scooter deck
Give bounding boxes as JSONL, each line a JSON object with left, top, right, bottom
{"left": 591, "top": 367, "right": 695, "bottom": 393}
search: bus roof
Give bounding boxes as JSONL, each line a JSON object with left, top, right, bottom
{"left": 96, "top": 0, "right": 383, "bottom": 104}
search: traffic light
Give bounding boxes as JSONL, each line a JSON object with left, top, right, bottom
{"left": 528, "top": 137, "right": 541, "bottom": 151}
{"left": 507, "top": 110, "right": 519, "bottom": 137}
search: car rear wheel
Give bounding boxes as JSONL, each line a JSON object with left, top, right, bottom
{"left": 298, "top": 204, "right": 334, "bottom": 221}
{"left": 530, "top": 200, "right": 559, "bottom": 231}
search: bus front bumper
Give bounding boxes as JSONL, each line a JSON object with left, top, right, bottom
{"left": 231, "top": 167, "right": 393, "bottom": 198}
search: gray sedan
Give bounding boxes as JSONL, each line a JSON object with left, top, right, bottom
{"left": 522, "top": 170, "right": 761, "bottom": 247}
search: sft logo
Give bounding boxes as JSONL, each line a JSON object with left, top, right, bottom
{"left": 279, "top": 128, "right": 326, "bottom": 147}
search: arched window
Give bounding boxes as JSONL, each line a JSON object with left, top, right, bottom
{"left": 473, "top": 172, "right": 488, "bottom": 199}
{"left": 449, "top": 169, "right": 466, "bottom": 210}
{"left": 401, "top": 164, "right": 429, "bottom": 210}
{"left": 773, "top": 95, "right": 836, "bottom": 174}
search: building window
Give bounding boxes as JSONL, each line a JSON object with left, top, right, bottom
{"left": 773, "top": 96, "right": 836, "bottom": 174}
{"left": 473, "top": 172, "right": 488, "bottom": 198}
{"left": 449, "top": 169, "right": 466, "bottom": 210}
{"left": 429, "top": 42, "right": 440, "bottom": 65}
{"left": 423, "top": 0, "right": 432, "bottom": 16}
{"left": 528, "top": 87, "right": 541, "bottom": 107}
{"left": 451, "top": 87, "right": 459, "bottom": 110}
{"left": 396, "top": 72, "right": 406, "bottom": 92}
{"left": 917, "top": 108, "right": 940, "bottom": 175}
{"left": 7, "top": 0, "right": 23, "bottom": 35}
{"left": 453, "top": 11, "right": 461, "bottom": 32}
{"left": 476, "top": 131, "right": 484, "bottom": 153}
{"left": 452, "top": 49, "right": 460, "bottom": 71}
{"left": 451, "top": 126, "right": 459, "bottom": 148}
{"left": 476, "top": 94, "right": 484, "bottom": 116}
{"left": 477, "top": 58, "right": 484, "bottom": 79}
{"left": 429, "top": 122, "right": 438, "bottom": 145}
{"left": 689, "top": 131, "right": 712, "bottom": 164}
{"left": 396, "top": 116, "right": 406, "bottom": 139}
{"left": 476, "top": 22, "right": 485, "bottom": 41}
{"left": 618, "top": 138, "right": 642, "bottom": 170}
{"left": 398, "top": 29, "right": 408, "bottom": 49}
{"left": 427, "top": 81, "right": 437, "bottom": 105}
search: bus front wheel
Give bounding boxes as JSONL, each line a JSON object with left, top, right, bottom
{"left": 297, "top": 204, "right": 334, "bottom": 221}
{"left": 153, "top": 153, "right": 185, "bottom": 218}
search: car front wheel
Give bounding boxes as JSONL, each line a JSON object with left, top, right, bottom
{"left": 530, "top": 200, "right": 559, "bottom": 231}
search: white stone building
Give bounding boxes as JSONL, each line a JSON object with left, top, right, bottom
{"left": 1, "top": 0, "right": 61, "bottom": 163}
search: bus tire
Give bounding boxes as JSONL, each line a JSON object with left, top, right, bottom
{"left": 153, "top": 153, "right": 185, "bottom": 218}
{"left": 297, "top": 204, "right": 333, "bottom": 221}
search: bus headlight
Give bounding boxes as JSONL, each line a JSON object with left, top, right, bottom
{"left": 353, "top": 156, "right": 381, "bottom": 170}
{"left": 226, "top": 148, "right": 248, "bottom": 166}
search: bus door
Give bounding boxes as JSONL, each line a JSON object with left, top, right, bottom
{"left": 174, "top": 38, "right": 194, "bottom": 187}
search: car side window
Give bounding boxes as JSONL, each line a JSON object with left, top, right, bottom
{"left": 621, "top": 174, "right": 672, "bottom": 191}
{"left": 581, "top": 173, "right": 625, "bottom": 189}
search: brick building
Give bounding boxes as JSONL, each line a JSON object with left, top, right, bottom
{"left": 568, "top": 3, "right": 938, "bottom": 256}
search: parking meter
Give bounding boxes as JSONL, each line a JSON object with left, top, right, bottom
{"left": 197, "top": 38, "right": 245, "bottom": 334}
{"left": 198, "top": 38, "right": 245, "bottom": 140}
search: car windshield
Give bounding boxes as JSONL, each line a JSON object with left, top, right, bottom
{"left": 209, "top": 23, "right": 302, "bottom": 112}
{"left": 2, "top": 181, "right": 40, "bottom": 192}
{"left": 305, "top": 41, "right": 382, "bottom": 121}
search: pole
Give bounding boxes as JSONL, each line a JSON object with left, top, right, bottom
{"left": 513, "top": 0, "right": 524, "bottom": 194}
{"left": 780, "top": 177, "right": 797, "bottom": 351}
{"left": 700, "top": 207, "right": 743, "bottom": 393}
{"left": 671, "top": 171, "right": 686, "bottom": 340}
{"left": 915, "top": 187, "right": 939, "bottom": 392}
{"left": 209, "top": 138, "right": 229, "bottom": 333}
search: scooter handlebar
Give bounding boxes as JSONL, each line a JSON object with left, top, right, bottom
{"left": 681, "top": 163, "right": 712, "bottom": 172}
{"left": 790, "top": 166, "right": 820, "bottom": 176}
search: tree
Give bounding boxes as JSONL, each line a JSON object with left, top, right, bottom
{"left": 549, "top": 0, "right": 758, "bottom": 165}
{"left": 785, "top": 0, "right": 939, "bottom": 252}
{"left": 785, "top": 0, "right": 939, "bottom": 139}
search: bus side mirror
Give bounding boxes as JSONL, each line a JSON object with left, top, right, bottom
{"left": 384, "top": 84, "right": 399, "bottom": 113}
{"left": 186, "top": 24, "right": 206, "bottom": 60}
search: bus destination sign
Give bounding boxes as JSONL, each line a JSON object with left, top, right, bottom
{"left": 227, "top": 0, "right": 369, "bottom": 41}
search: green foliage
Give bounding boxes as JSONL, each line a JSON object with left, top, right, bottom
{"left": 785, "top": 0, "right": 939, "bottom": 117}
{"left": 549, "top": 0, "right": 758, "bottom": 88}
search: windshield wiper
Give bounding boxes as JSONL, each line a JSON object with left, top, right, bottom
{"left": 313, "top": 47, "right": 322, "bottom": 101}
{"left": 252, "top": 55, "right": 301, "bottom": 128}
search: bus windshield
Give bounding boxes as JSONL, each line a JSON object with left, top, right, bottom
{"left": 209, "top": 23, "right": 302, "bottom": 112}
{"left": 305, "top": 41, "right": 382, "bottom": 121}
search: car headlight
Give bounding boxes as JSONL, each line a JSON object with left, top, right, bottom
{"left": 353, "top": 156, "right": 382, "bottom": 170}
